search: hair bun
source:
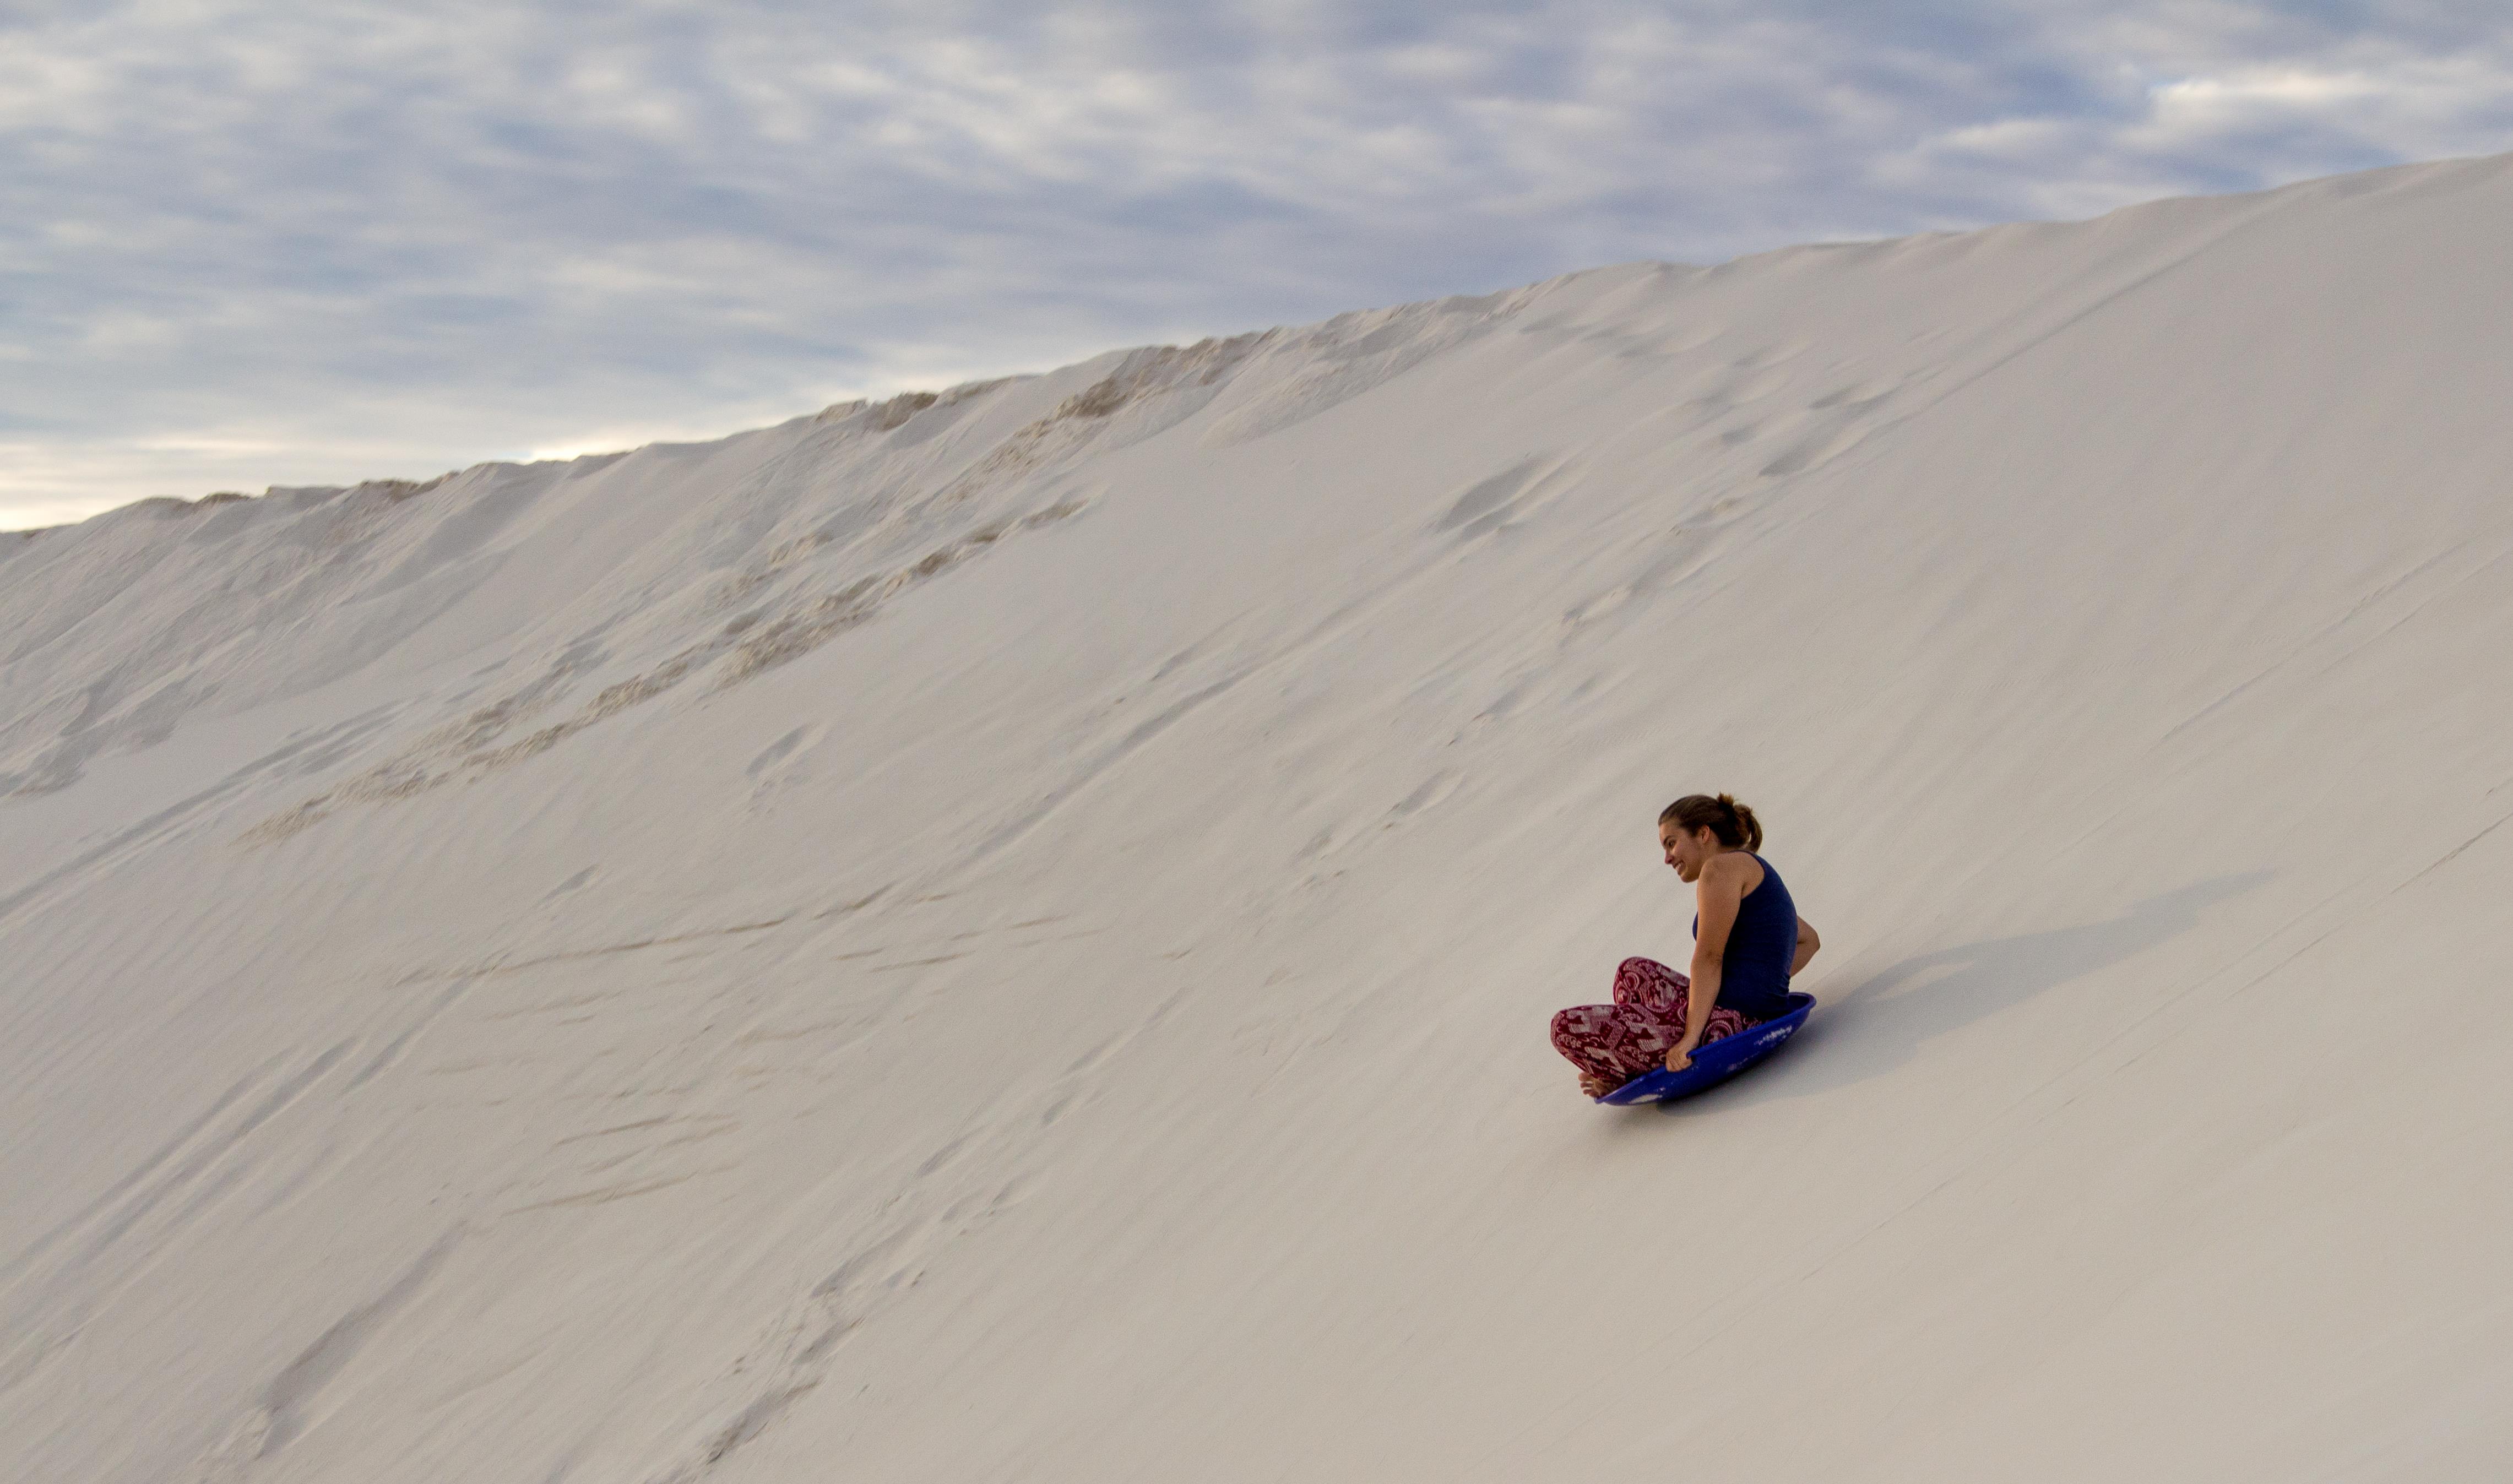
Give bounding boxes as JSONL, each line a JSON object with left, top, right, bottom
{"left": 1658, "top": 792, "right": 1765, "bottom": 852}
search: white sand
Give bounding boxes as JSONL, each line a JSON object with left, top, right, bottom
{"left": 6, "top": 152, "right": 2512, "bottom": 1482}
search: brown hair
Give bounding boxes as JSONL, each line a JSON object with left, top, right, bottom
{"left": 1659, "top": 793, "right": 1762, "bottom": 852}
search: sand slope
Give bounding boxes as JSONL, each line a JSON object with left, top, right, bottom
{"left": 6, "top": 153, "right": 2512, "bottom": 1482}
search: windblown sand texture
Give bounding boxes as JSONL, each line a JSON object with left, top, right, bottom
{"left": 6, "top": 153, "right": 2512, "bottom": 1482}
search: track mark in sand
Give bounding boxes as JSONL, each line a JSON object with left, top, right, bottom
{"left": 1, "top": 1069, "right": 262, "bottom": 1285}
{"left": 1809, "top": 379, "right": 1895, "bottom": 411}
{"left": 1526, "top": 521, "right": 1740, "bottom": 692}
{"left": 536, "top": 1109, "right": 742, "bottom": 1199}
{"left": 197, "top": 1226, "right": 463, "bottom": 1478}
{"left": 542, "top": 865, "right": 600, "bottom": 901}
{"left": 1067, "top": 1035, "right": 1124, "bottom": 1075}
{"left": 745, "top": 724, "right": 825, "bottom": 810}
{"left": 647, "top": 1002, "right": 1135, "bottom": 1480}
{"left": 1043, "top": 468, "right": 1479, "bottom": 875}
{"left": 248, "top": 1141, "right": 345, "bottom": 1217}
{"left": 507, "top": 1167, "right": 734, "bottom": 1215}
{"left": 734, "top": 1017, "right": 854, "bottom": 1046}
{"left": 866, "top": 952, "right": 971, "bottom": 972}
{"left": 234, "top": 496, "right": 1099, "bottom": 846}
{"left": 698, "top": 1384, "right": 822, "bottom": 1469}
{"left": 346, "top": 981, "right": 474, "bottom": 1089}
{"left": 942, "top": 912, "right": 1070, "bottom": 944}
{"left": 565, "top": 1081, "right": 704, "bottom": 1104}
{"left": 551, "top": 1115, "right": 676, "bottom": 1147}
{"left": 2406, "top": 802, "right": 2513, "bottom": 884}
{"left": 1759, "top": 420, "right": 1879, "bottom": 479}
{"left": 398, "top": 914, "right": 801, "bottom": 987}
{"left": 481, "top": 985, "right": 638, "bottom": 1022}
{"left": 1432, "top": 455, "right": 1577, "bottom": 541}
{"left": 643, "top": 1225, "right": 927, "bottom": 1483}
{"left": 1685, "top": 358, "right": 1792, "bottom": 411}
{"left": 1748, "top": 373, "right": 1914, "bottom": 480}
{"left": 2153, "top": 543, "right": 2494, "bottom": 750}
{"left": 1033, "top": 999, "right": 1168, "bottom": 1124}
{"left": 745, "top": 725, "right": 818, "bottom": 778}
{"left": 915, "top": 1135, "right": 970, "bottom": 1177}
{"left": 424, "top": 1054, "right": 539, "bottom": 1077}
{"left": 964, "top": 535, "right": 1469, "bottom": 870}
{"left": 0, "top": 712, "right": 389, "bottom": 922}
{"left": 0, "top": 1066, "right": 288, "bottom": 1392}
{"left": 813, "top": 885, "right": 894, "bottom": 920}
{"left": 658, "top": 1122, "right": 740, "bottom": 1153}
{"left": 62, "top": 1041, "right": 354, "bottom": 1274}
{"left": 641, "top": 944, "right": 1163, "bottom": 1477}
{"left": 1386, "top": 769, "right": 1462, "bottom": 824}
{"left": 1433, "top": 459, "right": 1539, "bottom": 536}
{"left": 415, "top": 1340, "right": 553, "bottom": 1415}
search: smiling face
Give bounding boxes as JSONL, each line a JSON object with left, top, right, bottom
{"left": 1659, "top": 819, "right": 1721, "bottom": 882}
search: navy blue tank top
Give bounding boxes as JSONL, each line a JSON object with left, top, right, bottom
{"left": 1692, "top": 854, "right": 1799, "bottom": 1023}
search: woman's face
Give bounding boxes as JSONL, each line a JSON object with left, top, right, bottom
{"left": 1659, "top": 821, "right": 1717, "bottom": 882}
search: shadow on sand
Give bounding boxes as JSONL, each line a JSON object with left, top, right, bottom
{"left": 1666, "top": 869, "right": 2273, "bottom": 1113}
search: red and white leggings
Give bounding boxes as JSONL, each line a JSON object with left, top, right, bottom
{"left": 1550, "top": 956, "right": 1758, "bottom": 1090}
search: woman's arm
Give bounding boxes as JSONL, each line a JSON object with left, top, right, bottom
{"left": 1791, "top": 916, "right": 1821, "bottom": 977}
{"left": 1671, "top": 856, "right": 1749, "bottom": 1070}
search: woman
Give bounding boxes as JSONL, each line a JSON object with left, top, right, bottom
{"left": 1552, "top": 793, "right": 1821, "bottom": 1097}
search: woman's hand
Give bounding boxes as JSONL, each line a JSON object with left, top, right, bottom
{"left": 1664, "top": 1037, "right": 1699, "bottom": 1074}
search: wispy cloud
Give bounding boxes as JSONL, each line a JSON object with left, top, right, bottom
{"left": 5, "top": 1, "right": 2509, "bottom": 526}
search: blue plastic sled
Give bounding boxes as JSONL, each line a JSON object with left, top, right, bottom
{"left": 1594, "top": 992, "right": 1815, "bottom": 1105}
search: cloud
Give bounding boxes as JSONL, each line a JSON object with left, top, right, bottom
{"left": 4, "top": 1, "right": 2510, "bottom": 526}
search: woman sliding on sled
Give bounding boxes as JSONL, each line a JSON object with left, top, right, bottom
{"left": 1551, "top": 793, "right": 1821, "bottom": 1099}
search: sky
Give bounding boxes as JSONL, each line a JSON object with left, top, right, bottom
{"left": 6, "top": 2, "right": 2511, "bottom": 530}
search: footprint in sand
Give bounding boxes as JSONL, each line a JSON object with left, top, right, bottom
{"left": 745, "top": 724, "right": 826, "bottom": 808}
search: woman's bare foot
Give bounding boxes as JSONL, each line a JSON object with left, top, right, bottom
{"left": 1578, "top": 1071, "right": 1619, "bottom": 1099}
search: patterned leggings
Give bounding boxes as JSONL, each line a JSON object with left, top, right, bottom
{"left": 1551, "top": 957, "right": 1760, "bottom": 1090}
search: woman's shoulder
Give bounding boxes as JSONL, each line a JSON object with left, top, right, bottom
{"left": 1703, "top": 851, "right": 1766, "bottom": 890}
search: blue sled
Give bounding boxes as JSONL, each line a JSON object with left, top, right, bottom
{"left": 1594, "top": 992, "right": 1815, "bottom": 1105}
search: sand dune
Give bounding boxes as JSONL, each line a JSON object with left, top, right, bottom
{"left": 6, "top": 152, "right": 2512, "bottom": 1482}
